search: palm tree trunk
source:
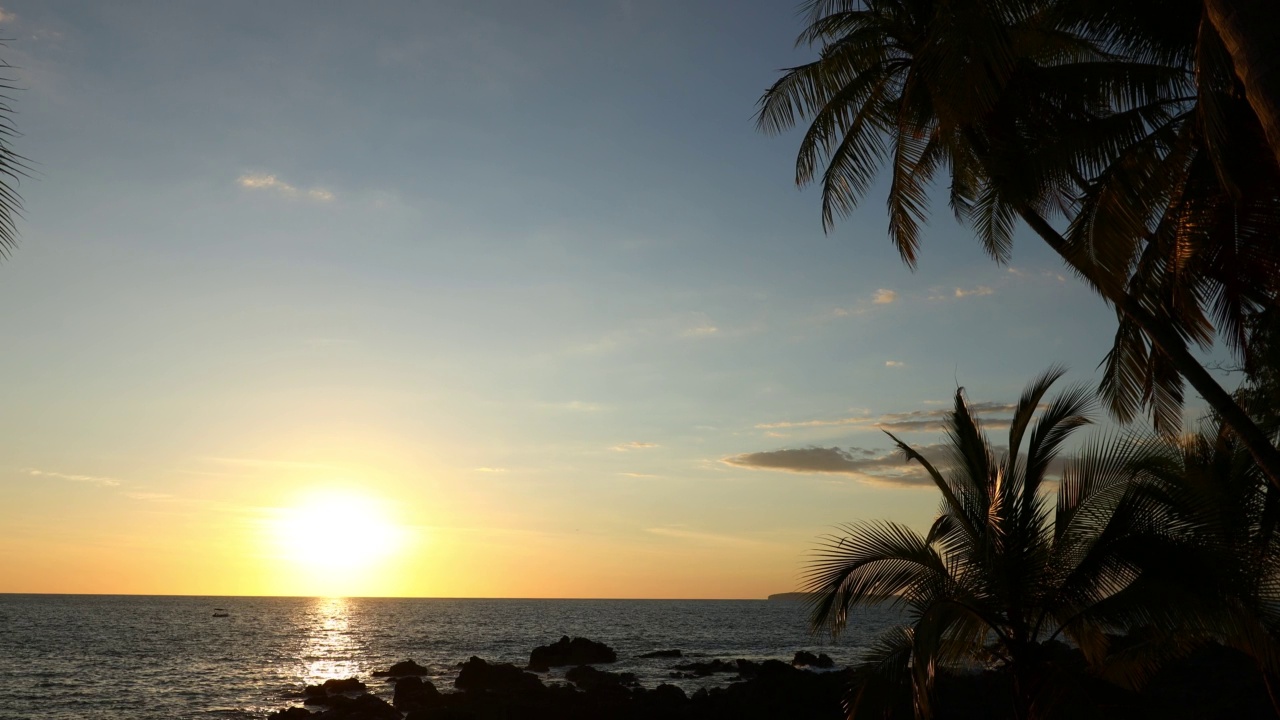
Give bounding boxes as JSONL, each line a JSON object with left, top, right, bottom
{"left": 1015, "top": 207, "right": 1280, "bottom": 487}
{"left": 1204, "top": 0, "right": 1280, "bottom": 169}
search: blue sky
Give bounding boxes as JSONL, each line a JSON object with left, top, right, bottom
{"left": 0, "top": 1, "right": 1205, "bottom": 598}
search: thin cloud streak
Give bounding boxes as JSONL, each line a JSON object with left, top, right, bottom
{"left": 954, "top": 286, "right": 994, "bottom": 298}
{"left": 613, "top": 441, "right": 659, "bottom": 451}
{"left": 721, "top": 445, "right": 942, "bottom": 486}
{"left": 756, "top": 402, "right": 1017, "bottom": 433}
{"left": 644, "top": 526, "right": 772, "bottom": 547}
{"left": 237, "top": 173, "right": 334, "bottom": 202}
{"left": 25, "top": 468, "right": 121, "bottom": 487}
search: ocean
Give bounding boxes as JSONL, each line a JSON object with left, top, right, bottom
{"left": 0, "top": 594, "right": 901, "bottom": 719}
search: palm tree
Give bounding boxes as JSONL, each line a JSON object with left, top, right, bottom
{"left": 756, "top": 0, "right": 1280, "bottom": 485}
{"left": 1121, "top": 417, "right": 1280, "bottom": 692}
{"left": 1202, "top": 0, "right": 1280, "bottom": 167}
{"left": 0, "top": 47, "right": 27, "bottom": 257}
{"left": 805, "top": 369, "right": 1159, "bottom": 719}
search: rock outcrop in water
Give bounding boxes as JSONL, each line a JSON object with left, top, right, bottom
{"left": 268, "top": 639, "right": 853, "bottom": 720}
{"left": 455, "top": 656, "right": 546, "bottom": 695}
{"left": 791, "top": 651, "right": 834, "bottom": 669}
{"left": 392, "top": 676, "right": 443, "bottom": 712}
{"left": 268, "top": 640, "right": 1280, "bottom": 720}
{"left": 372, "top": 659, "right": 429, "bottom": 677}
{"left": 527, "top": 635, "right": 618, "bottom": 671}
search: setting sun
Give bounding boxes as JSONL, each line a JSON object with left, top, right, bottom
{"left": 266, "top": 490, "right": 412, "bottom": 596}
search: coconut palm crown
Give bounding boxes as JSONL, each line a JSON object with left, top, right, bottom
{"left": 756, "top": 0, "right": 1280, "bottom": 484}
{"left": 806, "top": 368, "right": 1158, "bottom": 719}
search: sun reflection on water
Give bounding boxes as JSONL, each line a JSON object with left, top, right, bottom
{"left": 298, "top": 597, "right": 365, "bottom": 683}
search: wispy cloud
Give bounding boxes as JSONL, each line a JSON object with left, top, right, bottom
{"left": 237, "top": 173, "right": 335, "bottom": 202}
{"left": 885, "top": 360, "right": 905, "bottom": 368}
{"left": 474, "top": 467, "right": 508, "bottom": 473}
{"left": 613, "top": 441, "right": 658, "bottom": 452}
{"left": 831, "top": 288, "right": 899, "bottom": 318}
{"left": 756, "top": 401, "right": 1016, "bottom": 434}
{"left": 0, "top": 8, "right": 17, "bottom": 24}
{"left": 200, "top": 457, "right": 335, "bottom": 470}
{"left": 682, "top": 324, "right": 719, "bottom": 337}
{"left": 619, "top": 472, "right": 657, "bottom": 478}
{"left": 722, "top": 445, "right": 945, "bottom": 487}
{"left": 644, "top": 526, "right": 771, "bottom": 547}
{"left": 25, "top": 468, "right": 120, "bottom": 487}
{"left": 954, "top": 286, "right": 994, "bottom": 299}
{"left": 126, "top": 492, "right": 175, "bottom": 502}
{"left": 726, "top": 432, "right": 1069, "bottom": 487}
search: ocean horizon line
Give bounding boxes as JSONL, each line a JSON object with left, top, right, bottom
{"left": 0, "top": 591, "right": 792, "bottom": 601}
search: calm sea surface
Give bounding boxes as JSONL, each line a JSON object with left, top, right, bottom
{"left": 0, "top": 595, "right": 901, "bottom": 719}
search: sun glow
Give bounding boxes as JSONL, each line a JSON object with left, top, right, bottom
{"left": 267, "top": 489, "right": 412, "bottom": 595}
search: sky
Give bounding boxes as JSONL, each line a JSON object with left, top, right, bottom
{"left": 0, "top": 1, "right": 1220, "bottom": 599}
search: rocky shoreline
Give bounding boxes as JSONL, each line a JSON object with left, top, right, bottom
{"left": 267, "top": 636, "right": 848, "bottom": 720}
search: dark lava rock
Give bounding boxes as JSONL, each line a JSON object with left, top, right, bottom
{"left": 303, "top": 685, "right": 327, "bottom": 699}
{"left": 564, "top": 664, "right": 637, "bottom": 692}
{"left": 373, "top": 658, "right": 430, "bottom": 677}
{"left": 315, "top": 693, "right": 400, "bottom": 720}
{"left": 639, "top": 649, "right": 682, "bottom": 659}
{"left": 322, "top": 677, "right": 367, "bottom": 695}
{"left": 792, "top": 650, "right": 836, "bottom": 669}
{"left": 268, "top": 708, "right": 314, "bottom": 720}
{"left": 670, "top": 658, "right": 739, "bottom": 677}
{"left": 455, "top": 656, "right": 545, "bottom": 695}
{"left": 527, "top": 635, "right": 617, "bottom": 671}
{"left": 393, "top": 676, "right": 443, "bottom": 712}
{"left": 404, "top": 709, "right": 478, "bottom": 720}
{"left": 633, "top": 682, "right": 689, "bottom": 717}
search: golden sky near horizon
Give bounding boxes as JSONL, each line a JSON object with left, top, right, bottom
{"left": 0, "top": 0, "right": 1147, "bottom": 599}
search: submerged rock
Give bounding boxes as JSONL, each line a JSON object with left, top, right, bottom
{"left": 639, "top": 649, "right": 682, "bottom": 659}
{"left": 527, "top": 635, "right": 617, "bottom": 671}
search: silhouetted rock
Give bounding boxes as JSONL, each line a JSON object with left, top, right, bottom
{"left": 639, "top": 649, "right": 682, "bottom": 658}
{"left": 267, "top": 708, "right": 314, "bottom": 720}
{"left": 670, "top": 658, "right": 739, "bottom": 677}
{"left": 454, "top": 656, "right": 545, "bottom": 694}
{"left": 564, "top": 664, "right": 637, "bottom": 692}
{"left": 633, "top": 682, "right": 688, "bottom": 717}
{"left": 273, "top": 653, "right": 856, "bottom": 720}
{"left": 321, "top": 677, "right": 367, "bottom": 695}
{"left": 404, "top": 709, "right": 477, "bottom": 720}
{"left": 393, "top": 676, "right": 443, "bottom": 712}
{"left": 792, "top": 650, "right": 835, "bottom": 668}
{"left": 373, "top": 659, "right": 429, "bottom": 677}
{"left": 303, "top": 685, "right": 327, "bottom": 699}
{"left": 315, "top": 693, "right": 400, "bottom": 719}
{"left": 527, "top": 635, "right": 617, "bottom": 671}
